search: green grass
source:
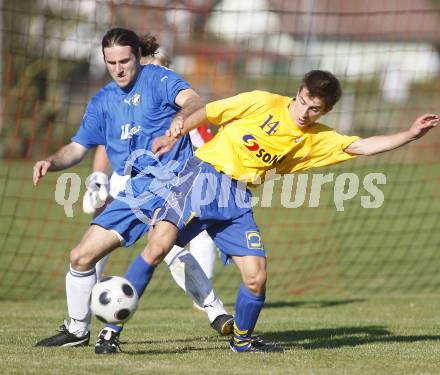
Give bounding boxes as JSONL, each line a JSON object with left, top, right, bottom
{"left": 1, "top": 157, "right": 440, "bottom": 373}
{"left": 2, "top": 293, "right": 440, "bottom": 374}
{"left": 1, "top": 158, "right": 440, "bottom": 300}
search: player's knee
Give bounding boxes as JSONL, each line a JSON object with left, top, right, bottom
{"left": 142, "top": 239, "right": 169, "bottom": 265}
{"left": 143, "top": 222, "right": 178, "bottom": 265}
{"left": 70, "top": 246, "right": 95, "bottom": 271}
{"left": 243, "top": 269, "right": 267, "bottom": 295}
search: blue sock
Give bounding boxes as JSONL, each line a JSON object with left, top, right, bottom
{"left": 232, "top": 284, "right": 265, "bottom": 352}
{"left": 124, "top": 254, "right": 156, "bottom": 297}
{"left": 105, "top": 255, "right": 156, "bottom": 333}
{"left": 106, "top": 323, "right": 123, "bottom": 332}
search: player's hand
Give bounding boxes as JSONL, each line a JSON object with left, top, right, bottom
{"left": 408, "top": 114, "right": 439, "bottom": 140}
{"left": 33, "top": 160, "right": 52, "bottom": 186}
{"left": 166, "top": 116, "right": 185, "bottom": 139}
{"left": 82, "top": 172, "right": 109, "bottom": 214}
{"left": 152, "top": 135, "right": 177, "bottom": 158}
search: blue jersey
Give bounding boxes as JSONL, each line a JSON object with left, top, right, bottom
{"left": 72, "top": 64, "right": 193, "bottom": 175}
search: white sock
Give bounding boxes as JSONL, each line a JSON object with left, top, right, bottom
{"left": 204, "top": 295, "right": 228, "bottom": 323}
{"left": 189, "top": 230, "right": 217, "bottom": 280}
{"left": 68, "top": 318, "right": 89, "bottom": 337}
{"left": 164, "top": 246, "right": 193, "bottom": 294}
{"left": 188, "top": 232, "right": 228, "bottom": 321}
{"left": 95, "top": 254, "right": 110, "bottom": 282}
{"left": 164, "top": 245, "right": 186, "bottom": 269}
{"left": 65, "top": 265, "right": 96, "bottom": 336}
{"left": 165, "top": 246, "right": 228, "bottom": 322}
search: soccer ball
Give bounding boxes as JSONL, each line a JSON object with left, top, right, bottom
{"left": 90, "top": 276, "right": 138, "bottom": 324}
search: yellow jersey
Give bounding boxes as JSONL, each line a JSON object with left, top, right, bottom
{"left": 195, "top": 91, "right": 359, "bottom": 185}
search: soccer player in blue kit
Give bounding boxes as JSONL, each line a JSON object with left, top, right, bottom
{"left": 32, "top": 28, "right": 232, "bottom": 352}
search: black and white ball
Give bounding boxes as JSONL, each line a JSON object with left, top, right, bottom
{"left": 90, "top": 276, "right": 138, "bottom": 324}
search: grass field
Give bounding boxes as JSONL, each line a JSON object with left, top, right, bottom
{"left": 2, "top": 157, "right": 440, "bottom": 299}
{"left": 2, "top": 293, "right": 440, "bottom": 374}
{"left": 1, "top": 157, "right": 440, "bottom": 373}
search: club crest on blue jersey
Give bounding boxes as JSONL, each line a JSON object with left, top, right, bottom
{"left": 246, "top": 231, "right": 263, "bottom": 250}
{"left": 132, "top": 93, "right": 141, "bottom": 106}
{"left": 123, "top": 93, "right": 141, "bottom": 106}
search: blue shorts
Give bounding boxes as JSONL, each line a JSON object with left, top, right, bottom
{"left": 93, "top": 173, "right": 166, "bottom": 247}
{"left": 157, "top": 157, "right": 266, "bottom": 264}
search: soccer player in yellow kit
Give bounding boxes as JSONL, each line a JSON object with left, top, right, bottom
{"left": 133, "top": 70, "right": 438, "bottom": 352}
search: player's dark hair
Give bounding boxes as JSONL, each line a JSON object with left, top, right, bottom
{"left": 299, "top": 70, "right": 342, "bottom": 111}
{"left": 102, "top": 28, "right": 160, "bottom": 59}
{"left": 139, "top": 33, "right": 161, "bottom": 59}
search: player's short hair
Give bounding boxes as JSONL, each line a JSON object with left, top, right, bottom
{"left": 102, "top": 28, "right": 160, "bottom": 60}
{"left": 299, "top": 70, "right": 342, "bottom": 111}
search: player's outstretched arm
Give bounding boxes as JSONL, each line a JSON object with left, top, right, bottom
{"left": 32, "top": 142, "right": 88, "bottom": 186}
{"left": 345, "top": 114, "right": 439, "bottom": 156}
{"left": 152, "top": 106, "right": 208, "bottom": 157}
{"left": 167, "top": 106, "right": 208, "bottom": 139}
{"left": 168, "top": 88, "right": 205, "bottom": 139}
{"left": 173, "top": 88, "right": 203, "bottom": 122}
{"left": 152, "top": 90, "right": 207, "bottom": 157}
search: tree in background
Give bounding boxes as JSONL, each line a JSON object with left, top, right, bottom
{"left": 1, "top": 0, "right": 107, "bottom": 159}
